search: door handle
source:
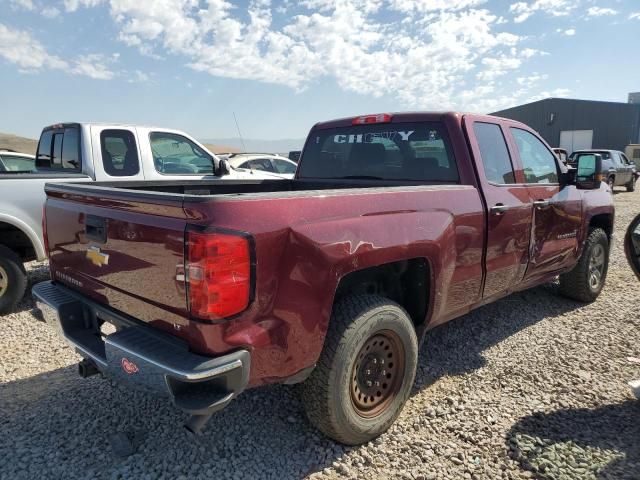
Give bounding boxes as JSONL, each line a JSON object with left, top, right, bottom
{"left": 533, "top": 200, "right": 550, "bottom": 209}
{"left": 490, "top": 203, "right": 508, "bottom": 215}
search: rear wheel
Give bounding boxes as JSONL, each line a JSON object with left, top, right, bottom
{"left": 0, "top": 245, "right": 28, "bottom": 314}
{"left": 607, "top": 176, "right": 615, "bottom": 191}
{"left": 558, "top": 228, "right": 609, "bottom": 302}
{"left": 300, "top": 295, "right": 418, "bottom": 445}
{"left": 627, "top": 176, "right": 636, "bottom": 192}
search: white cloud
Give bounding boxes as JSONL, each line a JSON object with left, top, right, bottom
{"left": 64, "top": 0, "right": 105, "bottom": 12}
{"left": 558, "top": 27, "right": 576, "bottom": 35}
{"left": 10, "top": 0, "right": 34, "bottom": 10}
{"left": 41, "top": 6, "right": 61, "bottom": 18}
{"left": 586, "top": 6, "right": 617, "bottom": 16}
{"left": 68, "top": 0, "right": 550, "bottom": 111}
{"left": 71, "top": 53, "right": 116, "bottom": 79}
{"left": 509, "top": 0, "right": 577, "bottom": 23}
{"left": 628, "top": 12, "right": 640, "bottom": 20}
{"left": 0, "top": 23, "right": 116, "bottom": 80}
{"left": 0, "top": 23, "right": 67, "bottom": 70}
{"left": 3, "top": 1, "right": 572, "bottom": 112}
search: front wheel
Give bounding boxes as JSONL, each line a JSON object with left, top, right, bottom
{"left": 300, "top": 295, "right": 418, "bottom": 445}
{"left": 558, "top": 228, "right": 609, "bottom": 302}
{"left": 627, "top": 176, "right": 636, "bottom": 192}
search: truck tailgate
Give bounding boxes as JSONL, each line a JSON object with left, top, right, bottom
{"left": 45, "top": 185, "right": 190, "bottom": 331}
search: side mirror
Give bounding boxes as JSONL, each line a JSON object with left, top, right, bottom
{"left": 625, "top": 214, "right": 640, "bottom": 281}
{"left": 575, "top": 153, "right": 603, "bottom": 189}
{"left": 214, "top": 157, "right": 231, "bottom": 176}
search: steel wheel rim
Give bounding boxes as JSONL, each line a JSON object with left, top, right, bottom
{"left": 588, "top": 243, "right": 605, "bottom": 290}
{"left": 0, "top": 265, "right": 7, "bottom": 298}
{"left": 350, "top": 330, "right": 405, "bottom": 418}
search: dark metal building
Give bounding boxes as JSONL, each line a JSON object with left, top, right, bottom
{"left": 492, "top": 97, "right": 640, "bottom": 153}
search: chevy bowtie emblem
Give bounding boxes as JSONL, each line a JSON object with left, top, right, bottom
{"left": 86, "top": 246, "right": 109, "bottom": 267}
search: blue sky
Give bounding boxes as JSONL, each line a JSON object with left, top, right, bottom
{"left": 0, "top": 0, "right": 638, "bottom": 141}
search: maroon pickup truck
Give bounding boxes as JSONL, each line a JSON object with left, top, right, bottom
{"left": 34, "top": 112, "right": 613, "bottom": 445}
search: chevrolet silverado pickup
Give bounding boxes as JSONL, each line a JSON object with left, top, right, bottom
{"left": 0, "top": 122, "right": 281, "bottom": 313}
{"left": 33, "top": 112, "right": 614, "bottom": 445}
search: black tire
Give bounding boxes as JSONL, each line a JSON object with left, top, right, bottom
{"left": 627, "top": 176, "right": 636, "bottom": 192}
{"left": 558, "top": 228, "right": 609, "bottom": 303}
{"left": 300, "top": 295, "right": 418, "bottom": 445}
{"left": 607, "top": 176, "right": 615, "bottom": 191}
{"left": 0, "top": 245, "right": 28, "bottom": 314}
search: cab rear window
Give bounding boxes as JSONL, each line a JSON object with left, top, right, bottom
{"left": 36, "top": 126, "right": 81, "bottom": 171}
{"left": 298, "top": 122, "right": 458, "bottom": 182}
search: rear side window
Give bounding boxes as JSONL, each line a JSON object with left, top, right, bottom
{"left": 473, "top": 122, "right": 515, "bottom": 184}
{"left": 298, "top": 122, "right": 458, "bottom": 182}
{"left": 511, "top": 128, "right": 558, "bottom": 184}
{"left": 246, "top": 158, "right": 275, "bottom": 172}
{"left": 61, "top": 127, "right": 80, "bottom": 169}
{"left": 100, "top": 129, "right": 140, "bottom": 177}
{"left": 36, "top": 126, "right": 82, "bottom": 171}
{"left": 150, "top": 132, "right": 214, "bottom": 175}
{"left": 273, "top": 159, "right": 296, "bottom": 174}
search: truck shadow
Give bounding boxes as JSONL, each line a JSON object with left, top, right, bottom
{"left": 0, "top": 363, "right": 345, "bottom": 479}
{"left": 415, "top": 283, "right": 583, "bottom": 390}
{"left": 506, "top": 401, "right": 640, "bottom": 479}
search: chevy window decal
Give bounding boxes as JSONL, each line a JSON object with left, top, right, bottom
{"left": 333, "top": 131, "right": 415, "bottom": 144}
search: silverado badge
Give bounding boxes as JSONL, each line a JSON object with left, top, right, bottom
{"left": 86, "top": 246, "right": 109, "bottom": 267}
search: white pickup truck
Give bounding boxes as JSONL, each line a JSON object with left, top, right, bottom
{"left": 0, "top": 122, "right": 280, "bottom": 313}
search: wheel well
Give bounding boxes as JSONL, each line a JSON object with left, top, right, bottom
{"left": 0, "top": 222, "right": 35, "bottom": 261}
{"left": 589, "top": 214, "right": 613, "bottom": 243}
{"left": 334, "top": 258, "right": 430, "bottom": 330}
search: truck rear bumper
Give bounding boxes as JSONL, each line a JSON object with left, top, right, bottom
{"left": 32, "top": 281, "right": 250, "bottom": 417}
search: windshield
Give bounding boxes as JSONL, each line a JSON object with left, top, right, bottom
{"left": 0, "top": 155, "right": 35, "bottom": 172}
{"left": 298, "top": 122, "right": 459, "bottom": 182}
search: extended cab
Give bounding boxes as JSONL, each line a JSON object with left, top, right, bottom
{"left": 0, "top": 123, "right": 281, "bottom": 313}
{"left": 33, "top": 112, "right": 614, "bottom": 444}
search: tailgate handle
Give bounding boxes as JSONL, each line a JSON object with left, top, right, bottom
{"left": 85, "top": 215, "right": 107, "bottom": 244}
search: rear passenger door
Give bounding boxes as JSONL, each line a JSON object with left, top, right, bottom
{"left": 508, "top": 127, "right": 582, "bottom": 282}
{"left": 465, "top": 118, "right": 533, "bottom": 299}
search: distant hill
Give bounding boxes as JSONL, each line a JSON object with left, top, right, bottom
{"left": 203, "top": 143, "right": 242, "bottom": 154}
{"left": 0, "top": 133, "right": 38, "bottom": 155}
{"left": 200, "top": 138, "right": 305, "bottom": 154}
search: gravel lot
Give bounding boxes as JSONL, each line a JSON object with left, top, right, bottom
{"left": 1, "top": 189, "right": 639, "bottom": 480}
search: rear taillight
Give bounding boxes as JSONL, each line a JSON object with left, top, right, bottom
{"left": 186, "top": 230, "right": 252, "bottom": 320}
{"left": 42, "top": 203, "right": 49, "bottom": 259}
{"left": 352, "top": 113, "right": 393, "bottom": 125}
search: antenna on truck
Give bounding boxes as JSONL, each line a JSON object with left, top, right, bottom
{"left": 233, "top": 112, "right": 247, "bottom": 152}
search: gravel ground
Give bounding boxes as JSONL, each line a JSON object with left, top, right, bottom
{"left": 1, "top": 189, "right": 639, "bottom": 480}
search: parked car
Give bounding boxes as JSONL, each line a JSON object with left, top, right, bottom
{"left": 626, "top": 144, "right": 640, "bottom": 169}
{"left": 568, "top": 149, "right": 637, "bottom": 192}
{"left": 0, "top": 150, "right": 35, "bottom": 172}
{"left": 33, "top": 112, "right": 613, "bottom": 445}
{"left": 0, "top": 122, "right": 281, "bottom": 313}
{"left": 227, "top": 153, "right": 298, "bottom": 178}
{"left": 552, "top": 148, "right": 568, "bottom": 164}
{"left": 624, "top": 213, "right": 640, "bottom": 398}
